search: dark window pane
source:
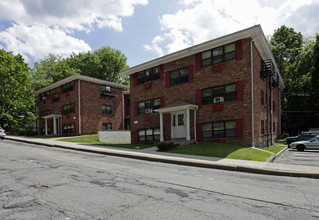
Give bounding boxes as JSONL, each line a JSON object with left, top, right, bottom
{"left": 153, "top": 99, "right": 160, "bottom": 110}
{"left": 201, "top": 59, "right": 211, "bottom": 67}
{"left": 213, "top": 86, "right": 224, "bottom": 98}
{"left": 137, "top": 71, "right": 144, "bottom": 85}
{"left": 213, "top": 56, "right": 224, "bottom": 64}
{"left": 213, "top": 47, "right": 223, "bottom": 56}
{"left": 226, "top": 129, "right": 237, "bottom": 137}
{"left": 152, "top": 67, "right": 160, "bottom": 80}
{"left": 138, "top": 102, "right": 145, "bottom": 115}
{"left": 225, "top": 51, "right": 236, "bottom": 61}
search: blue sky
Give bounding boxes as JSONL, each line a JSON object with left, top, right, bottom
{"left": 0, "top": 0, "right": 319, "bottom": 68}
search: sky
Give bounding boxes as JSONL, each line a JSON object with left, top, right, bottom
{"left": 0, "top": 0, "right": 319, "bottom": 68}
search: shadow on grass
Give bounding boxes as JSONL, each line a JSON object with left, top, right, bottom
{"left": 164, "top": 142, "right": 274, "bottom": 162}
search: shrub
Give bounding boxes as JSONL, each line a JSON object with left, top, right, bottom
{"left": 157, "top": 142, "right": 179, "bottom": 151}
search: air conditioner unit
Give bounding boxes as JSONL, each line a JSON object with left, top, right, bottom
{"left": 101, "top": 85, "right": 111, "bottom": 93}
{"left": 145, "top": 109, "right": 153, "bottom": 114}
{"left": 213, "top": 97, "right": 224, "bottom": 103}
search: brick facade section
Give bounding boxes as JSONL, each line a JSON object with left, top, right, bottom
{"left": 129, "top": 37, "right": 281, "bottom": 146}
{"left": 38, "top": 79, "right": 125, "bottom": 136}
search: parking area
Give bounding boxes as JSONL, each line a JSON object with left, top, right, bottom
{"left": 275, "top": 148, "right": 319, "bottom": 167}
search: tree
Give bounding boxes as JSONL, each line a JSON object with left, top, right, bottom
{"left": 0, "top": 49, "right": 35, "bottom": 133}
{"left": 269, "top": 26, "right": 319, "bottom": 135}
{"left": 32, "top": 46, "right": 129, "bottom": 90}
{"left": 269, "top": 25, "right": 303, "bottom": 76}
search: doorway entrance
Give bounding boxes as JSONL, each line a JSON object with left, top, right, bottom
{"left": 171, "top": 111, "right": 186, "bottom": 139}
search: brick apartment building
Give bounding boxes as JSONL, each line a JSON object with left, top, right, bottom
{"left": 121, "top": 25, "right": 284, "bottom": 147}
{"left": 35, "top": 74, "right": 129, "bottom": 136}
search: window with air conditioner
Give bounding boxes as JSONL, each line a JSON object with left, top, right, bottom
{"left": 101, "top": 85, "right": 111, "bottom": 94}
{"left": 213, "top": 97, "right": 224, "bottom": 103}
{"left": 202, "top": 83, "right": 237, "bottom": 105}
{"left": 138, "top": 98, "right": 161, "bottom": 115}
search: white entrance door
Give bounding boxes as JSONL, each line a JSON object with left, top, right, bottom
{"left": 171, "top": 111, "right": 186, "bottom": 139}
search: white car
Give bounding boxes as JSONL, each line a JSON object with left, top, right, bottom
{"left": 290, "top": 135, "right": 319, "bottom": 151}
{"left": 0, "top": 126, "right": 5, "bottom": 140}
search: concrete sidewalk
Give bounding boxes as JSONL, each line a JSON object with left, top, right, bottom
{"left": 4, "top": 135, "right": 319, "bottom": 179}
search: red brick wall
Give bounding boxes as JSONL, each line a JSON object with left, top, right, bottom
{"left": 252, "top": 43, "right": 281, "bottom": 147}
{"left": 129, "top": 38, "right": 282, "bottom": 146}
{"left": 80, "top": 80, "right": 124, "bottom": 134}
{"left": 38, "top": 79, "right": 124, "bottom": 136}
{"left": 39, "top": 80, "right": 79, "bottom": 135}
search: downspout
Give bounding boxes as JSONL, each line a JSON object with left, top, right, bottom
{"left": 251, "top": 40, "right": 255, "bottom": 147}
{"left": 122, "top": 90, "right": 125, "bottom": 130}
{"left": 194, "top": 106, "right": 198, "bottom": 143}
{"left": 271, "top": 87, "right": 274, "bottom": 145}
{"left": 78, "top": 79, "right": 81, "bottom": 135}
{"left": 279, "top": 91, "right": 282, "bottom": 135}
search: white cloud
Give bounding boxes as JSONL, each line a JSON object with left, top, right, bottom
{"left": 143, "top": 36, "right": 165, "bottom": 57}
{"left": 144, "top": 0, "right": 318, "bottom": 57}
{"left": 0, "top": 24, "right": 92, "bottom": 62}
{"left": 0, "top": 0, "right": 148, "bottom": 61}
{"left": 0, "top": 0, "right": 148, "bottom": 32}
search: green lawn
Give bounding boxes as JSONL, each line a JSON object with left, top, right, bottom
{"left": 57, "top": 134, "right": 154, "bottom": 150}
{"left": 261, "top": 144, "right": 286, "bottom": 154}
{"left": 164, "top": 142, "right": 280, "bottom": 162}
{"left": 49, "top": 134, "right": 285, "bottom": 161}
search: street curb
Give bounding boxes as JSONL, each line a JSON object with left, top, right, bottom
{"left": 4, "top": 137, "right": 319, "bottom": 179}
{"left": 267, "top": 146, "right": 288, "bottom": 163}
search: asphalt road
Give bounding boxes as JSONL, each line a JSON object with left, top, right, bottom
{"left": 1, "top": 140, "right": 319, "bottom": 219}
{"left": 275, "top": 148, "right": 319, "bottom": 167}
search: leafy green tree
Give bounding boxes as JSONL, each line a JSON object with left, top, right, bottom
{"left": 0, "top": 49, "right": 35, "bottom": 132}
{"left": 269, "top": 26, "right": 319, "bottom": 134}
{"left": 32, "top": 46, "right": 129, "bottom": 91}
{"left": 269, "top": 25, "right": 303, "bottom": 76}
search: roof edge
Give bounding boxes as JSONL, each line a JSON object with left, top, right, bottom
{"left": 34, "top": 74, "right": 128, "bottom": 95}
{"left": 121, "top": 25, "right": 262, "bottom": 76}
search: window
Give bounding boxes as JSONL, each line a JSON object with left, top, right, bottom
{"left": 138, "top": 128, "right": 160, "bottom": 142}
{"left": 52, "top": 93, "right": 59, "bottom": 103}
{"left": 261, "top": 90, "right": 264, "bottom": 105}
{"left": 202, "top": 83, "right": 237, "bottom": 105}
{"left": 178, "top": 114, "right": 184, "bottom": 126}
{"left": 273, "top": 122, "right": 276, "bottom": 133}
{"left": 63, "top": 104, "right": 74, "bottom": 114}
{"left": 170, "top": 67, "right": 188, "bottom": 86}
{"left": 138, "top": 98, "right": 160, "bottom": 115}
{"left": 62, "top": 82, "right": 73, "bottom": 93}
{"left": 273, "top": 101, "right": 275, "bottom": 111}
{"left": 137, "top": 66, "right": 160, "bottom": 85}
{"left": 202, "top": 121, "right": 237, "bottom": 139}
{"left": 102, "top": 105, "right": 112, "bottom": 114}
{"left": 41, "top": 110, "right": 50, "bottom": 116}
{"left": 201, "top": 43, "right": 236, "bottom": 67}
{"left": 41, "top": 91, "right": 49, "bottom": 100}
{"left": 63, "top": 124, "right": 74, "bottom": 134}
{"left": 261, "top": 120, "right": 264, "bottom": 135}
{"left": 102, "top": 123, "right": 112, "bottom": 131}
